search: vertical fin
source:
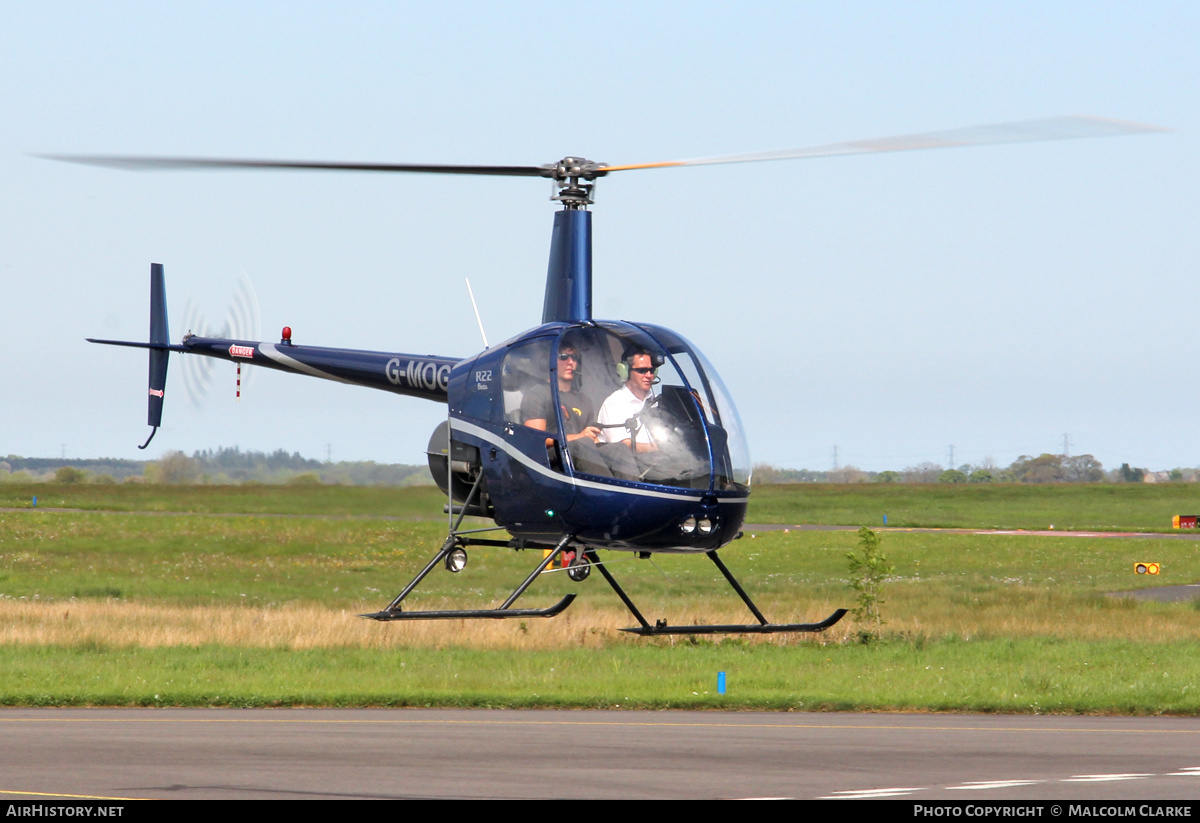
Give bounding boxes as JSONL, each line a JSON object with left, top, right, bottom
{"left": 140, "top": 263, "right": 169, "bottom": 448}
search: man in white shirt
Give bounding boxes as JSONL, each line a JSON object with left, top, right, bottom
{"left": 598, "top": 350, "right": 660, "bottom": 452}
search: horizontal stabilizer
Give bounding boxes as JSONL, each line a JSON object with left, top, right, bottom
{"left": 87, "top": 338, "right": 184, "bottom": 351}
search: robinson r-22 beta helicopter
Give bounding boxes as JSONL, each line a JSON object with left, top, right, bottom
{"left": 54, "top": 115, "right": 1160, "bottom": 635}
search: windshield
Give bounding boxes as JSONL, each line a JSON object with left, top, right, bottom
{"left": 635, "top": 324, "right": 752, "bottom": 489}
{"left": 519, "top": 322, "right": 750, "bottom": 492}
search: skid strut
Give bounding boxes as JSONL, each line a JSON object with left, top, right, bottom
{"left": 361, "top": 531, "right": 577, "bottom": 622}
{"left": 593, "top": 548, "right": 848, "bottom": 636}
{"left": 362, "top": 469, "right": 844, "bottom": 634}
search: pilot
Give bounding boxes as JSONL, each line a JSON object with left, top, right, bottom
{"left": 521, "top": 341, "right": 601, "bottom": 444}
{"left": 598, "top": 348, "right": 660, "bottom": 452}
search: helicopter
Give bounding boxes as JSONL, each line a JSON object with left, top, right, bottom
{"left": 56, "top": 115, "right": 1161, "bottom": 635}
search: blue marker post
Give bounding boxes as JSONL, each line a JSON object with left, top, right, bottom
{"left": 32, "top": 496, "right": 37, "bottom": 508}
{"left": 883, "top": 514, "right": 887, "bottom": 525}
{"left": 717, "top": 671, "right": 726, "bottom": 695}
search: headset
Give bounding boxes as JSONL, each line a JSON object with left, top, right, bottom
{"left": 616, "top": 346, "right": 665, "bottom": 382}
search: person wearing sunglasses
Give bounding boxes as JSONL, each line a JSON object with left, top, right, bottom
{"left": 521, "top": 343, "right": 602, "bottom": 444}
{"left": 597, "top": 348, "right": 661, "bottom": 452}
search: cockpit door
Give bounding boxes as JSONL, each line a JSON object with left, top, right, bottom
{"left": 487, "top": 335, "right": 576, "bottom": 530}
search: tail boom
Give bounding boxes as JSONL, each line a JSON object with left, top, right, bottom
{"left": 90, "top": 263, "right": 459, "bottom": 448}
{"left": 178, "top": 335, "right": 458, "bottom": 402}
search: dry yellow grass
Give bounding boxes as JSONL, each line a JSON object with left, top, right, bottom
{"left": 3, "top": 587, "right": 1195, "bottom": 652}
{"left": 0, "top": 597, "right": 859, "bottom": 650}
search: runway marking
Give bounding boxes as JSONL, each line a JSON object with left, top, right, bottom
{"left": 1063, "top": 773, "right": 1154, "bottom": 782}
{"left": 826, "top": 768, "right": 1200, "bottom": 798}
{"left": 947, "top": 780, "right": 1043, "bottom": 790}
{"left": 819, "top": 788, "right": 923, "bottom": 799}
{"left": 0, "top": 788, "right": 148, "bottom": 800}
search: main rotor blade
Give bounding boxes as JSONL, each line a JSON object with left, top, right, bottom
{"left": 40, "top": 115, "right": 1165, "bottom": 183}
{"left": 600, "top": 116, "right": 1168, "bottom": 173}
{"left": 39, "top": 155, "right": 555, "bottom": 178}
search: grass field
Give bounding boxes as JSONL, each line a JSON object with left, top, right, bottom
{"left": 7, "top": 480, "right": 1200, "bottom": 531}
{"left": 749, "top": 482, "right": 1200, "bottom": 532}
{"left": 0, "top": 482, "right": 449, "bottom": 517}
{"left": 2, "top": 482, "right": 1199, "bottom": 712}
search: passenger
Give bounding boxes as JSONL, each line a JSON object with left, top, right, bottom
{"left": 521, "top": 343, "right": 601, "bottom": 444}
{"left": 598, "top": 349, "right": 660, "bottom": 452}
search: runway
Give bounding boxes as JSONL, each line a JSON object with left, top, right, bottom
{"left": 3, "top": 709, "right": 1200, "bottom": 800}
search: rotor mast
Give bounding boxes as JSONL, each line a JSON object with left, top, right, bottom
{"left": 541, "top": 157, "right": 607, "bottom": 324}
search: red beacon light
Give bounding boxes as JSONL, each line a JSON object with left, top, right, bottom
{"left": 281, "top": 326, "right": 293, "bottom": 346}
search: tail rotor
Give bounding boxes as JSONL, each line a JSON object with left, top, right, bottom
{"left": 179, "top": 271, "right": 261, "bottom": 407}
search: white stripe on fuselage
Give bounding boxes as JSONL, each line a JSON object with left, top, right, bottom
{"left": 258, "top": 343, "right": 355, "bottom": 384}
{"left": 450, "top": 418, "right": 748, "bottom": 504}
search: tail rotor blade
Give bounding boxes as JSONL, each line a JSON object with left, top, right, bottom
{"left": 180, "top": 298, "right": 214, "bottom": 408}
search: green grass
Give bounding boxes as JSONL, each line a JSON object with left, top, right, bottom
{"left": 750, "top": 482, "right": 1200, "bottom": 531}
{"left": 9, "top": 480, "right": 1199, "bottom": 531}
{"left": 0, "top": 510, "right": 447, "bottom": 606}
{"left": 2, "top": 639, "right": 1198, "bottom": 713}
{"left": 2, "top": 482, "right": 1200, "bottom": 712}
{"left": 0, "top": 482, "right": 449, "bottom": 517}
{"left": 5, "top": 512, "right": 1182, "bottom": 611}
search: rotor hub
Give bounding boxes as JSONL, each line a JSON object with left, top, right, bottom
{"left": 548, "top": 156, "right": 607, "bottom": 209}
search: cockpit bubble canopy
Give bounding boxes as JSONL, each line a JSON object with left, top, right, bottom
{"left": 502, "top": 321, "right": 751, "bottom": 492}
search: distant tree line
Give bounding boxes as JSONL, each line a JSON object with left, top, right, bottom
{"left": 1, "top": 456, "right": 148, "bottom": 481}
{"left": 754, "top": 453, "right": 1199, "bottom": 485}
{"left": 0, "top": 447, "right": 433, "bottom": 486}
{"left": 5, "top": 448, "right": 1191, "bottom": 487}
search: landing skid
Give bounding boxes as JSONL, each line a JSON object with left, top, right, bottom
{"left": 364, "top": 538, "right": 846, "bottom": 634}
{"left": 362, "top": 594, "right": 576, "bottom": 622}
{"left": 360, "top": 532, "right": 576, "bottom": 623}
{"left": 587, "top": 548, "right": 847, "bottom": 636}
{"left": 618, "top": 609, "right": 848, "bottom": 636}
{"left": 361, "top": 472, "right": 579, "bottom": 623}
{"left": 362, "top": 471, "right": 846, "bottom": 634}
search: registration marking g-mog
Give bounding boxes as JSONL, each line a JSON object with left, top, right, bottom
{"left": 385, "top": 357, "right": 450, "bottom": 392}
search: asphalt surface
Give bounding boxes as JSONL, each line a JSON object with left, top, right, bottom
{"left": 2, "top": 709, "right": 1200, "bottom": 800}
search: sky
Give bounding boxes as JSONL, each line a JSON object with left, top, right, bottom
{"left": 2, "top": 1, "right": 1198, "bottom": 474}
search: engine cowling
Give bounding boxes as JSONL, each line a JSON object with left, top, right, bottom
{"left": 426, "top": 420, "right": 491, "bottom": 516}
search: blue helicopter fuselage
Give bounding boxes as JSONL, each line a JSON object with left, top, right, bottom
{"left": 445, "top": 319, "right": 751, "bottom": 553}
{"left": 175, "top": 316, "right": 751, "bottom": 554}
{"left": 98, "top": 204, "right": 751, "bottom": 555}
{"left": 77, "top": 123, "right": 1157, "bottom": 627}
